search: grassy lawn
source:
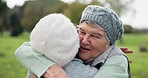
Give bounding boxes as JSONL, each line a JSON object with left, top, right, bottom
{"left": 117, "top": 33, "right": 148, "bottom": 78}
{"left": 0, "top": 33, "right": 148, "bottom": 78}
{"left": 0, "top": 33, "right": 29, "bottom": 78}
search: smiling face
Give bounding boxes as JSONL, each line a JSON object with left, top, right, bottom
{"left": 77, "top": 21, "right": 110, "bottom": 61}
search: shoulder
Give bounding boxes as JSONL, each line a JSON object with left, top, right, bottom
{"left": 94, "top": 55, "right": 129, "bottom": 78}
{"left": 105, "top": 55, "right": 128, "bottom": 66}
{"left": 102, "top": 55, "right": 128, "bottom": 73}
{"left": 107, "top": 55, "right": 128, "bottom": 62}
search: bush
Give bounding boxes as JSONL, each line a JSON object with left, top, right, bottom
{"left": 124, "top": 24, "right": 133, "bottom": 33}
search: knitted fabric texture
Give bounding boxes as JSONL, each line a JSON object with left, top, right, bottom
{"left": 30, "top": 13, "right": 79, "bottom": 66}
{"left": 80, "top": 5, "right": 124, "bottom": 44}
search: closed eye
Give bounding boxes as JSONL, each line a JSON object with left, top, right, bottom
{"left": 91, "top": 34, "right": 101, "bottom": 39}
{"left": 78, "top": 28, "right": 86, "bottom": 35}
{"left": 78, "top": 30, "right": 85, "bottom": 35}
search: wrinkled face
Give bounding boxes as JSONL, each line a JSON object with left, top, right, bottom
{"left": 77, "top": 22, "right": 110, "bottom": 61}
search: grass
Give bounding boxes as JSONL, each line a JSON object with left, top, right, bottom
{"left": 117, "top": 33, "right": 148, "bottom": 78}
{"left": 0, "top": 32, "right": 29, "bottom": 78}
{"left": 0, "top": 33, "right": 148, "bottom": 78}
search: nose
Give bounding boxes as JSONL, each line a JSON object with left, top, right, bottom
{"left": 81, "top": 35, "right": 90, "bottom": 45}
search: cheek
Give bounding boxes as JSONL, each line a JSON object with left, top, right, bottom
{"left": 91, "top": 46, "right": 102, "bottom": 57}
{"left": 79, "top": 35, "right": 83, "bottom": 41}
{"left": 91, "top": 40, "right": 109, "bottom": 55}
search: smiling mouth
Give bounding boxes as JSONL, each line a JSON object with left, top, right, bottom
{"left": 80, "top": 46, "right": 91, "bottom": 51}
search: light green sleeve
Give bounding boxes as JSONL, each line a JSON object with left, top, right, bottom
{"left": 15, "top": 42, "right": 55, "bottom": 77}
{"left": 94, "top": 55, "right": 129, "bottom": 78}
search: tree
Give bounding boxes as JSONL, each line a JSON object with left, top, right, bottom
{"left": 0, "top": 0, "right": 8, "bottom": 36}
{"left": 21, "top": 0, "right": 68, "bottom": 32}
{"left": 63, "top": 0, "right": 133, "bottom": 24}
{"left": 102, "top": 0, "right": 133, "bottom": 17}
{"left": 63, "top": 1, "right": 86, "bottom": 24}
{"left": 0, "top": 0, "right": 7, "bottom": 14}
{"left": 124, "top": 24, "right": 133, "bottom": 33}
{"left": 63, "top": 0, "right": 103, "bottom": 25}
{"left": 20, "top": 0, "right": 133, "bottom": 32}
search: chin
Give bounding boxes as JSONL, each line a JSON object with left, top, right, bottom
{"left": 78, "top": 53, "right": 88, "bottom": 61}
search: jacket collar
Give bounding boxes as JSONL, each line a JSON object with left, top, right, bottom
{"left": 91, "top": 44, "right": 125, "bottom": 66}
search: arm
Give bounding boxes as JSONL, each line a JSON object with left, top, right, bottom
{"left": 15, "top": 42, "right": 55, "bottom": 77}
{"left": 43, "top": 56, "right": 128, "bottom": 78}
{"left": 43, "top": 64, "right": 69, "bottom": 78}
{"left": 43, "top": 58, "right": 98, "bottom": 78}
{"left": 64, "top": 58, "right": 98, "bottom": 78}
{"left": 27, "top": 71, "right": 37, "bottom": 78}
{"left": 94, "top": 55, "right": 129, "bottom": 78}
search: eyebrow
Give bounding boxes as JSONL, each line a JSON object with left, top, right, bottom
{"left": 78, "top": 27, "right": 85, "bottom": 32}
{"left": 79, "top": 27, "right": 103, "bottom": 36}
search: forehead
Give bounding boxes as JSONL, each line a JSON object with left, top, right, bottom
{"left": 78, "top": 22, "right": 105, "bottom": 35}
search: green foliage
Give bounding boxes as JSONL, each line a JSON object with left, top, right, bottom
{"left": 124, "top": 24, "right": 133, "bottom": 33}
{"left": 104, "top": 0, "right": 133, "bottom": 17}
{"left": 21, "top": 0, "right": 68, "bottom": 32}
{"left": 0, "top": 0, "right": 7, "bottom": 14}
{"left": 20, "top": 0, "right": 133, "bottom": 31}
{"left": 0, "top": 0, "right": 8, "bottom": 33}
{"left": 89, "top": 0, "right": 103, "bottom": 5}
{"left": 63, "top": 0, "right": 103, "bottom": 25}
{"left": 63, "top": 1, "right": 86, "bottom": 24}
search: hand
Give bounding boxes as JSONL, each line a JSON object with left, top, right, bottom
{"left": 27, "top": 73, "right": 37, "bottom": 78}
{"left": 120, "top": 47, "right": 133, "bottom": 63}
{"left": 43, "top": 64, "right": 69, "bottom": 78}
{"left": 120, "top": 47, "right": 133, "bottom": 53}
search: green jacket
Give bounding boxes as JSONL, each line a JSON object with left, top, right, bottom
{"left": 15, "top": 42, "right": 130, "bottom": 78}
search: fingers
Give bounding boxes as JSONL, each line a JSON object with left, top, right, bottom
{"left": 43, "top": 64, "right": 69, "bottom": 78}
{"left": 43, "top": 72, "right": 50, "bottom": 78}
{"left": 27, "top": 74, "right": 37, "bottom": 78}
{"left": 43, "top": 67, "right": 56, "bottom": 78}
{"left": 120, "top": 47, "right": 133, "bottom": 53}
{"left": 120, "top": 47, "right": 128, "bottom": 51}
{"left": 44, "top": 70, "right": 56, "bottom": 78}
{"left": 27, "top": 72, "right": 37, "bottom": 78}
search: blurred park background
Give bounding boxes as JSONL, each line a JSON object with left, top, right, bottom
{"left": 0, "top": 0, "right": 148, "bottom": 78}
